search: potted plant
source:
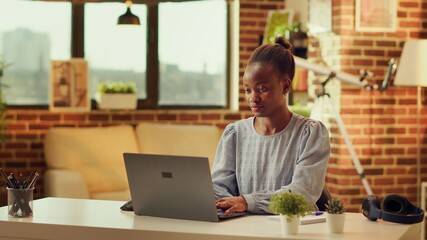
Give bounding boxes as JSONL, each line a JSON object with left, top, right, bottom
{"left": 95, "top": 81, "right": 137, "bottom": 110}
{"left": 325, "top": 198, "right": 345, "bottom": 233}
{"left": 269, "top": 192, "right": 311, "bottom": 235}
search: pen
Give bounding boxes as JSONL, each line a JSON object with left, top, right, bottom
{"left": 0, "top": 168, "right": 12, "bottom": 188}
{"left": 7, "top": 174, "right": 18, "bottom": 189}
{"left": 27, "top": 172, "right": 39, "bottom": 189}
{"left": 311, "top": 211, "right": 324, "bottom": 216}
{"left": 23, "top": 171, "right": 35, "bottom": 188}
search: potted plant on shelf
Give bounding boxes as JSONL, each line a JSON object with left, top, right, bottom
{"left": 95, "top": 81, "right": 137, "bottom": 110}
{"left": 325, "top": 198, "right": 346, "bottom": 233}
{"left": 269, "top": 192, "right": 311, "bottom": 235}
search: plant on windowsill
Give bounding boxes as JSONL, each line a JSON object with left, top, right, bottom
{"left": 95, "top": 81, "right": 137, "bottom": 110}
{"left": 325, "top": 198, "right": 346, "bottom": 233}
{"left": 269, "top": 192, "right": 311, "bottom": 235}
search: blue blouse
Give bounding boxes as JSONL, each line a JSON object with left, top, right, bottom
{"left": 211, "top": 114, "right": 331, "bottom": 214}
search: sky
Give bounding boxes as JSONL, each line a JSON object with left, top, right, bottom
{"left": 0, "top": 0, "right": 226, "bottom": 74}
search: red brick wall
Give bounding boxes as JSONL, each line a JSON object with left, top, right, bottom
{"left": 314, "top": 0, "right": 427, "bottom": 212}
{"left": 1, "top": 0, "right": 426, "bottom": 214}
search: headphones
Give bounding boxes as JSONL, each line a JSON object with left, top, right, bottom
{"left": 361, "top": 194, "right": 424, "bottom": 224}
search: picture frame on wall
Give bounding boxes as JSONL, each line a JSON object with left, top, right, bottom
{"left": 263, "top": 9, "right": 294, "bottom": 44}
{"left": 355, "top": 0, "right": 397, "bottom": 32}
{"left": 49, "top": 58, "right": 90, "bottom": 112}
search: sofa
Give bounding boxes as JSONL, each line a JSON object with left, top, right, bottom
{"left": 43, "top": 122, "right": 223, "bottom": 201}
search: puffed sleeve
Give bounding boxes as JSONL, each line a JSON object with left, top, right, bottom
{"left": 211, "top": 124, "right": 239, "bottom": 199}
{"left": 285, "top": 120, "right": 330, "bottom": 204}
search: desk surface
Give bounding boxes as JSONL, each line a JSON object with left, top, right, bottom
{"left": 0, "top": 198, "right": 420, "bottom": 240}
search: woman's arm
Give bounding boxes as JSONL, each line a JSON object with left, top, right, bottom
{"left": 211, "top": 124, "right": 239, "bottom": 199}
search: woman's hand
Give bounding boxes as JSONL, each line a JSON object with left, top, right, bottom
{"left": 216, "top": 196, "right": 248, "bottom": 213}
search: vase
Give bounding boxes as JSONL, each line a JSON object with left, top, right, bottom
{"left": 95, "top": 93, "right": 137, "bottom": 110}
{"left": 326, "top": 212, "right": 345, "bottom": 233}
{"left": 279, "top": 214, "right": 300, "bottom": 235}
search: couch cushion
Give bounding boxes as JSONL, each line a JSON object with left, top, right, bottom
{"left": 135, "top": 122, "right": 222, "bottom": 167}
{"left": 44, "top": 125, "right": 139, "bottom": 194}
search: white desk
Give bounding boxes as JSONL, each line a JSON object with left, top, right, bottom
{"left": 0, "top": 198, "right": 421, "bottom": 240}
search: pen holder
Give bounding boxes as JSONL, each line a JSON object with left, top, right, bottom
{"left": 7, "top": 187, "right": 34, "bottom": 218}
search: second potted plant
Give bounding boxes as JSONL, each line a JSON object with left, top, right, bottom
{"left": 269, "top": 192, "right": 311, "bottom": 235}
{"left": 95, "top": 81, "right": 137, "bottom": 110}
{"left": 325, "top": 198, "right": 346, "bottom": 233}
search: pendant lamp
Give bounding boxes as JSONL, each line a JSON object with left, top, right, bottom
{"left": 117, "top": 0, "right": 140, "bottom": 26}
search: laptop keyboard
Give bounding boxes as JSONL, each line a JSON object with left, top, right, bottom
{"left": 216, "top": 208, "right": 247, "bottom": 219}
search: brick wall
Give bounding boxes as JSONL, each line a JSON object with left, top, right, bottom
{"left": 0, "top": 0, "right": 426, "bottom": 214}
{"left": 312, "top": 0, "right": 427, "bottom": 212}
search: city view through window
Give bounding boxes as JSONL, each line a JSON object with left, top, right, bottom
{"left": 0, "top": 0, "right": 227, "bottom": 107}
{"left": 0, "top": 0, "right": 71, "bottom": 105}
{"left": 158, "top": 1, "right": 227, "bottom": 106}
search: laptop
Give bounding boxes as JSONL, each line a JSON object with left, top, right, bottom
{"left": 123, "top": 152, "right": 246, "bottom": 222}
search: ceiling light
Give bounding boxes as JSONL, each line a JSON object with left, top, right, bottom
{"left": 117, "top": 0, "right": 140, "bottom": 26}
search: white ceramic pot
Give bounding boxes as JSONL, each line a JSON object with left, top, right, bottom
{"left": 326, "top": 212, "right": 345, "bottom": 233}
{"left": 96, "top": 93, "right": 137, "bottom": 110}
{"left": 280, "top": 214, "right": 300, "bottom": 235}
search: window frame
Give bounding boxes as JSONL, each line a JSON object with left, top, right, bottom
{"left": 74, "top": 1, "right": 230, "bottom": 110}
{"left": 7, "top": 0, "right": 231, "bottom": 110}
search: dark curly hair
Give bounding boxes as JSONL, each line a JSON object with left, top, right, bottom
{"left": 247, "top": 36, "right": 295, "bottom": 82}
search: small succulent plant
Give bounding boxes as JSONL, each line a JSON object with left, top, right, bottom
{"left": 325, "top": 198, "right": 345, "bottom": 214}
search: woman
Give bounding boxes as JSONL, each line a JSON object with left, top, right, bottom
{"left": 212, "top": 36, "right": 330, "bottom": 214}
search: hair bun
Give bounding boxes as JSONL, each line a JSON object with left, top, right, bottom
{"left": 275, "top": 36, "right": 292, "bottom": 50}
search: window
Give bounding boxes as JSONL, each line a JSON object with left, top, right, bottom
{"left": 158, "top": 1, "right": 227, "bottom": 107}
{"left": 0, "top": 0, "right": 71, "bottom": 105}
{"left": 0, "top": 0, "right": 229, "bottom": 109}
{"left": 85, "top": 3, "right": 147, "bottom": 99}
